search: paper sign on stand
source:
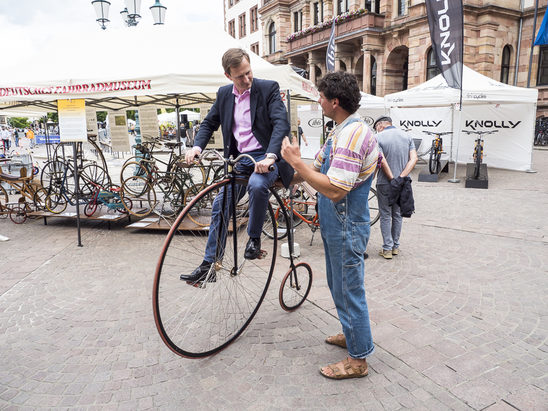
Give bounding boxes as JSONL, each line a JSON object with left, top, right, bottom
{"left": 58, "top": 99, "right": 87, "bottom": 142}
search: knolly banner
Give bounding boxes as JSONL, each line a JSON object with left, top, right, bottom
{"left": 425, "top": 0, "right": 463, "bottom": 90}
{"left": 390, "top": 106, "right": 453, "bottom": 156}
{"left": 460, "top": 103, "right": 533, "bottom": 171}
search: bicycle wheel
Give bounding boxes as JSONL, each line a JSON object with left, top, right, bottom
{"left": 32, "top": 187, "right": 49, "bottom": 211}
{"left": 120, "top": 161, "right": 150, "bottom": 191}
{"left": 40, "top": 160, "right": 67, "bottom": 193}
{"left": 369, "top": 187, "right": 380, "bottom": 225}
{"left": 263, "top": 202, "right": 289, "bottom": 240}
{"left": 428, "top": 148, "right": 437, "bottom": 174}
{"left": 45, "top": 192, "right": 67, "bottom": 214}
{"left": 473, "top": 144, "right": 482, "bottom": 179}
{"left": 152, "top": 176, "right": 179, "bottom": 217}
{"left": 279, "top": 262, "right": 313, "bottom": 311}
{"left": 9, "top": 205, "right": 27, "bottom": 224}
{"left": 79, "top": 164, "right": 111, "bottom": 198}
{"left": 153, "top": 178, "right": 277, "bottom": 358}
{"left": 120, "top": 176, "right": 156, "bottom": 217}
{"left": 84, "top": 199, "right": 98, "bottom": 217}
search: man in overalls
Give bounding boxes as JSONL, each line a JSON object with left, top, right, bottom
{"left": 282, "top": 71, "right": 392, "bottom": 379}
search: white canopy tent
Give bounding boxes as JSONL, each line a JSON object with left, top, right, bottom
{"left": 358, "top": 92, "right": 387, "bottom": 128}
{"left": 0, "top": 24, "right": 318, "bottom": 114}
{"left": 157, "top": 110, "right": 200, "bottom": 124}
{"left": 384, "top": 66, "right": 538, "bottom": 171}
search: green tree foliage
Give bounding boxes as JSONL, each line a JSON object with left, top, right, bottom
{"left": 8, "top": 117, "right": 29, "bottom": 129}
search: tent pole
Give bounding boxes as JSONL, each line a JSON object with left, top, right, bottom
{"left": 175, "top": 98, "right": 181, "bottom": 155}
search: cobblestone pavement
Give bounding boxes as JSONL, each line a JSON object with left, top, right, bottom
{"left": 0, "top": 149, "right": 546, "bottom": 410}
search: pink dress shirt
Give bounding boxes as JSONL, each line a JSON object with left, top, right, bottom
{"left": 232, "top": 85, "right": 262, "bottom": 153}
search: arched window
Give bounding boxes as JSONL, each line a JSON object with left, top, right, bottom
{"left": 501, "top": 45, "right": 511, "bottom": 84}
{"left": 268, "top": 22, "right": 276, "bottom": 54}
{"left": 426, "top": 48, "right": 441, "bottom": 80}
{"left": 371, "top": 56, "right": 377, "bottom": 95}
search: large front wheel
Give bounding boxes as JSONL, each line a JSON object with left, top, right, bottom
{"left": 153, "top": 178, "right": 277, "bottom": 358}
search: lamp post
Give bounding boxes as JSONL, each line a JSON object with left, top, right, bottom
{"left": 91, "top": 0, "right": 166, "bottom": 29}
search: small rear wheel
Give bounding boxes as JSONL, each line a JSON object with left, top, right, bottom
{"left": 9, "top": 205, "right": 27, "bottom": 224}
{"left": 45, "top": 192, "right": 67, "bottom": 214}
{"left": 279, "top": 262, "right": 313, "bottom": 311}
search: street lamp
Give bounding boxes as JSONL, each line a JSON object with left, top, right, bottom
{"left": 91, "top": 0, "right": 166, "bottom": 29}
{"left": 150, "top": 0, "right": 167, "bottom": 25}
{"left": 91, "top": 0, "right": 111, "bottom": 30}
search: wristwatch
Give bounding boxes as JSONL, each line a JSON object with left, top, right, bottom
{"left": 265, "top": 153, "right": 277, "bottom": 161}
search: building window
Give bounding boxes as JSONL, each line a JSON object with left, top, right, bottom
{"left": 337, "top": 0, "right": 348, "bottom": 15}
{"left": 398, "top": 0, "right": 405, "bottom": 16}
{"left": 250, "top": 6, "right": 258, "bottom": 33}
{"left": 365, "top": 0, "right": 379, "bottom": 13}
{"left": 293, "top": 10, "right": 303, "bottom": 32}
{"left": 313, "top": 2, "right": 320, "bottom": 25}
{"left": 268, "top": 22, "right": 276, "bottom": 54}
{"left": 538, "top": 46, "right": 548, "bottom": 85}
{"left": 371, "top": 56, "right": 377, "bottom": 96}
{"left": 251, "top": 42, "right": 260, "bottom": 55}
{"left": 238, "top": 13, "right": 246, "bottom": 38}
{"left": 228, "top": 19, "right": 235, "bottom": 38}
{"left": 501, "top": 45, "right": 511, "bottom": 84}
{"left": 426, "top": 48, "right": 441, "bottom": 80}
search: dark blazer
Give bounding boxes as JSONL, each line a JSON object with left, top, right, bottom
{"left": 194, "top": 78, "right": 293, "bottom": 188}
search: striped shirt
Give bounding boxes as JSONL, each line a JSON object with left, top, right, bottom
{"left": 314, "top": 113, "right": 380, "bottom": 191}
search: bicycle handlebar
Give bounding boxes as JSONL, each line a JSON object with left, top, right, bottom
{"left": 422, "top": 131, "right": 453, "bottom": 136}
{"left": 461, "top": 130, "right": 498, "bottom": 135}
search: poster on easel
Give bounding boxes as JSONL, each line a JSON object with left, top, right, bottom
{"left": 107, "top": 111, "right": 131, "bottom": 152}
{"left": 138, "top": 106, "right": 159, "bottom": 142}
{"left": 58, "top": 99, "right": 87, "bottom": 142}
{"left": 200, "top": 103, "right": 223, "bottom": 149}
{"left": 85, "top": 106, "right": 98, "bottom": 141}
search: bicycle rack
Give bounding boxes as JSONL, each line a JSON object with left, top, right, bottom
{"left": 465, "top": 163, "right": 488, "bottom": 189}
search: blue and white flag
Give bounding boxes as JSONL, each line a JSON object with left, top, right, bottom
{"left": 535, "top": 12, "right": 548, "bottom": 45}
{"left": 326, "top": 20, "right": 336, "bottom": 72}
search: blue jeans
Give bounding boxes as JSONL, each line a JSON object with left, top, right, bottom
{"left": 317, "top": 138, "right": 374, "bottom": 359}
{"left": 204, "top": 153, "right": 278, "bottom": 263}
{"left": 376, "top": 183, "right": 402, "bottom": 251}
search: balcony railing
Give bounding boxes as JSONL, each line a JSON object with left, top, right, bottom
{"left": 286, "top": 10, "right": 383, "bottom": 53}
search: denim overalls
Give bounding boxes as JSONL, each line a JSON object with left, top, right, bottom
{"left": 318, "top": 136, "right": 375, "bottom": 359}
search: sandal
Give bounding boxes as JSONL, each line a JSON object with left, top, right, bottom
{"left": 325, "top": 333, "right": 347, "bottom": 349}
{"left": 319, "top": 358, "right": 369, "bottom": 380}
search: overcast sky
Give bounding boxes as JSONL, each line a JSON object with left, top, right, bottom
{"left": 0, "top": 0, "right": 224, "bottom": 52}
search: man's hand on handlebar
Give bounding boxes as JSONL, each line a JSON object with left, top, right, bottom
{"left": 185, "top": 147, "right": 201, "bottom": 164}
{"left": 255, "top": 157, "right": 275, "bottom": 174}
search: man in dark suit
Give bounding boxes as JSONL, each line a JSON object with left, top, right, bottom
{"left": 181, "top": 48, "right": 291, "bottom": 282}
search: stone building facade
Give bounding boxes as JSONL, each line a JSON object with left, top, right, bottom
{"left": 251, "top": 0, "right": 548, "bottom": 117}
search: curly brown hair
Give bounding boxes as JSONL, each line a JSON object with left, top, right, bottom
{"left": 317, "top": 71, "right": 361, "bottom": 114}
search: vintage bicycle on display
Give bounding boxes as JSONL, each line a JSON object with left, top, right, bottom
{"left": 0, "top": 164, "right": 48, "bottom": 224}
{"left": 152, "top": 151, "right": 312, "bottom": 358}
{"left": 462, "top": 129, "right": 498, "bottom": 179}
{"left": 263, "top": 182, "right": 380, "bottom": 246}
{"left": 422, "top": 130, "right": 453, "bottom": 174}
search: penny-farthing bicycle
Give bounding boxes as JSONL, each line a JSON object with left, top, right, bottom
{"left": 153, "top": 152, "right": 312, "bottom": 358}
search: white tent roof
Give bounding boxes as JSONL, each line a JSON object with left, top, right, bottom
{"left": 359, "top": 92, "right": 385, "bottom": 109}
{"left": 385, "top": 65, "right": 538, "bottom": 107}
{"left": 0, "top": 24, "right": 318, "bottom": 113}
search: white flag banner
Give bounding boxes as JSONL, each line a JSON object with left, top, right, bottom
{"left": 326, "top": 21, "right": 336, "bottom": 72}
